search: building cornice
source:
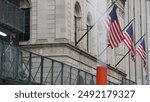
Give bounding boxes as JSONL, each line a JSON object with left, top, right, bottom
{"left": 21, "top": 43, "right": 126, "bottom": 76}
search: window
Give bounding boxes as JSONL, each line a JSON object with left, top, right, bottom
{"left": 74, "top": 2, "right": 81, "bottom": 45}
{"left": 19, "top": 0, "right": 30, "bottom": 41}
{"left": 86, "top": 12, "right": 92, "bottom": 52}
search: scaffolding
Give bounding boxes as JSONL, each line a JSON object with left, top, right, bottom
{"left": 0, "top": 40, "right": 96, "bottom": 85}
{"left": 0, "top": 40, "right": 137, "bottom": 85}
{"left": 0, "top": 0, "right": 25, "bottom": 34}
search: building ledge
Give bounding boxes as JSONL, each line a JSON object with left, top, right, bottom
{"left": 20, "top": 42, "right": 126, "bottom": 76}
{"left": 21, "top": 42, "right": 97, "bottom": 61}
{"left": 107, "top": 64, "right": 127, "bottom": 77}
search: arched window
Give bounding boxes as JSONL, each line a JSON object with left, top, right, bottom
{"left": 86, "top": 12, "right": 93, "bottom": 52}
{"left": 74, "top": 2, "right": 81, "bottom": 45}
{"left": 74, "top": 2, "right": 81, "bottom": 17}
{"left": 19, "top": 0, "right": 30, "bottom": 41}
{"left": 87, "top": 12, "right": 92, "bottom": 25}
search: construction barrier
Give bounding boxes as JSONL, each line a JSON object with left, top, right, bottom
{"left": 96, "top": 66, "right": 107, "bottom": 85}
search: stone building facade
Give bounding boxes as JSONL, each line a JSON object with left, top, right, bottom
{"left": 18, "top": 0, "right": 137, "bottom": 84}
{"left": 124, "top": 0, "right": 150, "bottom": 84}
{"left": 20, "top": 0, "right": 97, "bottom": 75}
{"left": 2, "top": 0, "right": 150, "bottom": 85}
{"left": 1, "top": 0, "right": 149, "bottom": 85}
{"left": 106, "top": 0, "right": 150, "bottom": 85}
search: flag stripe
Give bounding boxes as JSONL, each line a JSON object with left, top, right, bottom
{"left": 109, "top": 30, "right": 117, "bottom": 47}
{"left": 115, "top": 19, "right": 123, "bottom": 41}
{"left": 123, "top": 24, "right": 136, "bottom": 61}
{"left": 124, "top": 32, "right": 132, "bottom": 43}
{"left": 124, "top": 40, "right": 132, "bottom": 50}
{"left": 137, "top": 45, "right": 146, "bottom": 58}
{"left": 112, "top": 22, "right": 121, "bottom": 43}
{"left": 105, "top": 18, "right": 111, "bottom": 30}
{"left": 110, "top": 24, "right": 119, "bottom": 45}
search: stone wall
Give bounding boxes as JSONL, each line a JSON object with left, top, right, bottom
{"left": 20, "top": 0, "right": 126, "bottom": 84}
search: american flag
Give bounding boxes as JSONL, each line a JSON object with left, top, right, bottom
{"left": 123, "top": 24, "right": 136, "bottom": 61}
{"left": 105, "top": 5, "right": 123, "bottom": 48}
{"left": 136, "top": 39, "right": 147, "bottom": 69}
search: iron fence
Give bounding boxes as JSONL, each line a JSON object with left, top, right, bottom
{"left": 108, "top": 74, "right": 122, "bottom": 85}
{"left": 122, "top": 77, "right": 137, "bottom": 85}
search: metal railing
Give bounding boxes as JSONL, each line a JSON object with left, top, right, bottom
{"left": 0, "top": 40, "right": 136, "bottom": 85}
{"left": 0, "top": 40, "right": 96, "bottom": 85}
{"left": 0, "top": 0, "right": 25, "bottom": 33}
{"left": 108, "top": 74, "right": 122, "bottom": 85}
{"left": 122, "top": 77, "right": 137, "bottom": 85}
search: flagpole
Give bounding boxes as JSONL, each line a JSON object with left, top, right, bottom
{"left": 75, "top": 0, "right": 118, "bottom": 46}
{"left": 98, "top": 45, "right": 109, "bottom": 57}
{"left": 97, "top": 18, "right": 135, "bottom": 57}
{"left": 115, "top": 32, "right": 147, "bottom": 67}
{"left": 127, "top": 0, "right": 131, "bottom": 84}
